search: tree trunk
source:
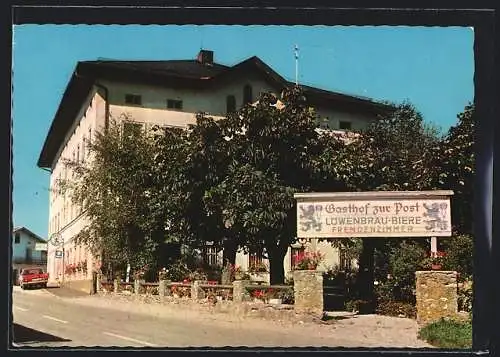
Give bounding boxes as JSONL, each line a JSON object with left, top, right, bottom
{"left": 222, "top": 238, "right": 237, "bottom": 266}
{"left": 355, "top": 239, "right": 376, "bottom": 312}
{"left": 268, "top": 247, "right": 286, "bottom": 285}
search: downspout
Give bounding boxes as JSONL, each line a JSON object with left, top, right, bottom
{"left": 93, "top": 82, "right": 110, "bottom": 131}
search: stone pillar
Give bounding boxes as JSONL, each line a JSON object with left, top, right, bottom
{"left": 191, "top": 281, "right": 205, "bottom": 300}
{"left": 159, "top": 279, "right": 171, "bottom": 298}
{"left": 96, "top": 272, "right": 102, "bottom": 292}
{"left": 232, "top": 280, "right": 251, "bottom": 303}
{"left": 134, "top": 279, "right": 145, "bottom": 294}
{"left": 416, "top": 270, "right": 458, "bottom": 326}
{"left": 293, "top": 270, "right": 323, "bottom": 317}
{"left": 113, "top": 279, "right": 119, "bottom": 293}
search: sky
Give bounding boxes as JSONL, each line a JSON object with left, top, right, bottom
{"left": 11, "top": 25, "right": 474, "bottom": 239}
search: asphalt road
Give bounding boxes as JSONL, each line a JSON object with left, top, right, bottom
{"left": 11, "top": 286, "right": 432, "bottom": 349}
{"left": 11, "top": 286, "right": 336, "bottom": 348}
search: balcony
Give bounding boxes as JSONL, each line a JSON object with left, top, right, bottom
{"left": 12, "top": 257, "right": 48, "bottom": 266}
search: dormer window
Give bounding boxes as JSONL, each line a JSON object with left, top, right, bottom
{"left": 167, "top": 99, "right": 183, "bottom": 110}
{"left": 339, "top": 121, "right": 352, "bottom": 130}
{"left": 226, "top": 95, "right": 236, "bottom": 113}
{"left": 125, "top": 94, "right": 142, "bottom": 105}
{"left": 243, "top": 84, "right": 253, "bottom": 105}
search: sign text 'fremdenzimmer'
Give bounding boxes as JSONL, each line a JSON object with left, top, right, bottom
{"left": 295, "top": 195, "right": 452, "bottom": 238}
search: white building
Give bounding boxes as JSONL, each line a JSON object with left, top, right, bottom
{"left": 37, "top": 49, "right": 392, "bottom": 287}
{"left": 12, "top": 227, "right": 48, "bottom": 284}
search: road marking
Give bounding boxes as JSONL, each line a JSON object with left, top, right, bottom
{"left": 103, "top": 332, "right": 158, "bottom": 347}
{"left": 42, "top": 315, "right": 68, "bottom": 324}
{"left": 13, "top": 306, "right": 28, "bottom": 312}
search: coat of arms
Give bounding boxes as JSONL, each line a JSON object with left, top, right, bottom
{"left": 298, "top": 204, "right": 323, "bottom": 232}
{"left": 423, "top": 202, "right": 449, "bottom": 232}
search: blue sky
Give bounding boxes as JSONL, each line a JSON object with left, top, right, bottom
{"left": 12, "top": 25, "right": 474, "bottom": 238}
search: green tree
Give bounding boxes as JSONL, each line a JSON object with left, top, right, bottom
{"left": 62, "top": 117, "right": 165, "bottom": 276}
{"left": 331, "top": 102, "right": 441, "bottom": 308}
{"left": 204, "top": 88, "right": 335, "bottom": 284}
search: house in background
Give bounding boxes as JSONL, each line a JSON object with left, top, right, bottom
{"left": 12, "top": 227, "right": 48, "bottom": 284}
{"left": 37, "top": 49, "right": 392, "bottom": 287}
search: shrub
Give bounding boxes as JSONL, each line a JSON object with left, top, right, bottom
{"left": 442, "top": 234, "right": 473, "bottom": 280}
{"left": 418, "top": 318, "right": 472, "bottom": 349}
{"left": 375, "top": 300, "right": 416, "bottom": 319}
{"left": 345, "top": 299, "right": 371, "bottom": 313}
{"left": 457, "top": 280, "right": 473, "bottom": 312}
{"left": 388, "top": 240, "right": 427, "bottom": 302}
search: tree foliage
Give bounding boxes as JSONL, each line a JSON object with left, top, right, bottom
{"left": 62, "top": 117, "right": 165, "bottom": 273}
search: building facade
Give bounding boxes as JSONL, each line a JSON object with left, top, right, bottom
{"left": 12, "top": 227, "right": 48, "bottom": 284}
{"left": 38, "top": 50, "right": 392, "bottom": 285}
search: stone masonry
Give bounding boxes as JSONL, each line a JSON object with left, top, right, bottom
{"left": 293, "top": 270, "right": 323, "bottom": 317}
{"left": 415, "top": 270, "right": 458, "bottom": 326}
{"left": 232, "top": 280, "right": 251, "bottom": 303}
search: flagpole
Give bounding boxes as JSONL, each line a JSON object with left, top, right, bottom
{"left": 294, "top": 44, "right": 299, "bottom": 85}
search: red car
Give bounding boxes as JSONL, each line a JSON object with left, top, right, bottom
{"left": 18, "top": 268, "right": 49, "bottom": 289}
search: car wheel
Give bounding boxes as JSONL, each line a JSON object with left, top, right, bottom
{"left": 43, "top": 283, "right": 47, "bottom": 289}
{"left": 21, "top": 284, "right": 25, "bottom": 290}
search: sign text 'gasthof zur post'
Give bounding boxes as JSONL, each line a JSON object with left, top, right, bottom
{"left": 294, "top": 191, "right": 454, "bottom": 239}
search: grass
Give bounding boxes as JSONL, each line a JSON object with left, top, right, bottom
{"left": 418, "top": 318, "right": 472, "bottom": 349}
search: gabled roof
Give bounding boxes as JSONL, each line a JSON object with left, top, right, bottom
{"left": 13, "top": 227, "right": 47, "bottom": 243}
{"left": 37, "top": 51, "right": 395, "bottom": 169}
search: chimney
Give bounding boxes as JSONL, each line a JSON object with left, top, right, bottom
{"left": 197, "top": 49, "right": 214, "bottom": 65}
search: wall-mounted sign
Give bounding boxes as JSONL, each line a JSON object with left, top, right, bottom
{"left": 34, "top": 243, "right": 48, "bottom": 251}
{"left": 294, "top": 191, "right": 454, "bottom": 239}
{"left": 55, "top": 250, "right": 64, "bottom": 258}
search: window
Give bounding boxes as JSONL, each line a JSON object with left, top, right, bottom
{"left": 88, "top": 127, "right": 92, "bottom": 147}
{"left": 291, "top": 247, "right": 305, "bottom": 270}
{"left": 123, "top": 121, "right": 143, "bottom": 138}
{"left": 14, "top": 233, "right": 20, "bottom": 244}
{"left": 76, "top": 144, "right": 80, "bottom": 163}
{"left": 41, "top": 251, "right": 47, "bottom": 261}
{"left": 226, "top": 95, "right": 236, "bottom": 113}
{"left": 243, "top": 84, "right": 253, "bottom": 104}
{"left": 339, "top": 248, "right": 352, "bottom": 271}
{"left": 248, "top": 249, "right": 264, "bottom": 271}
{"left": 203, "top": 245, "right": 221, "bottom": 267}
{"left": 167, "top": 99, "right": 183, "bottom": 110}
{"left": 125, "top": 94, "right": 142, "bottom": 105}
{"left": 339, "top": 121, "right": 352, "bottom": 130}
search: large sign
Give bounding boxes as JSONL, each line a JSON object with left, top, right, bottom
{"left": 294, "top": 191, "right": 453, "bottom": 238}
{"left": 34, "top": 243, "right": 48, "bottom": 251}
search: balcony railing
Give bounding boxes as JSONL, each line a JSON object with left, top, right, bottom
{"left": 12, "top": 257, "right": 47, "bottom": 265}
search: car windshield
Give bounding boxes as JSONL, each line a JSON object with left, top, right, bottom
{"left": 22, "top": 269, "right": 43, "bottom": 275}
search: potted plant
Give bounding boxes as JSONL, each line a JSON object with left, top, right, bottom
{"left": 294, "top": 251, "right": 324, "bottom": 270}
{"left": 423, "top": 251, "right": 446, "bottom": 270}
{"left": 231, "top": 265, "right": 250, "bottom": 280}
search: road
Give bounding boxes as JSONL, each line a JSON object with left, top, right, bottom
{"left": 11, "top": 286, "right": 432, "bottom": 348}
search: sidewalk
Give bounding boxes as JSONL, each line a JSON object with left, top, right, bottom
{"left": 45, "top": 285, "right": 91, "bottom": 298}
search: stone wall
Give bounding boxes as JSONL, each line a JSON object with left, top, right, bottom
{"left": 63, "top": 279, "right": 93, "bottom": 294}
{"left": 293, "top": 270, "right": 323, "bottom": 317}
{"left": 415, "top": 270, "right": 458, "bottom": 326}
